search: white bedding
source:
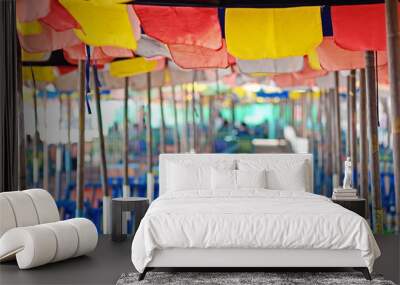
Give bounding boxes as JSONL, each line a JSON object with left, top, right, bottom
{"left": 131, "top": 190, "right": 380, "bottom": 273}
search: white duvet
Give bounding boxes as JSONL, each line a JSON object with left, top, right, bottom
{"left": 131, "top": 190, "right": 380, "bottom": 273}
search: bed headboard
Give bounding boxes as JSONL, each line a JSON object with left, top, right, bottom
{"left": 159, "top": 153, "right": 313, "bottom": 195}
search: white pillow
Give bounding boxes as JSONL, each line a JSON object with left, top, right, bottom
{"left": 236, "top": 169, "right": 267, "bottom": 189}
{"left": 211, "top": 168, "right": 236, "bottom": 191}
{"left": 167, "top": 162, "right": 210, "bottom": 191}
{"left": 266, "top": 168, "right": 306, "bottom": 191}
{"left": 238, "top": 159, "right": 308, "bottom": 191}
{"left": 166, "top": 159, "right": 236, "bottom": 192}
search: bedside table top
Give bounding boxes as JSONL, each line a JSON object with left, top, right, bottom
{"left": 112, "top": 197, "right": 148, "bottom": 202}
{"left": 331, "top": 198, "right": 366, "bottom": 202}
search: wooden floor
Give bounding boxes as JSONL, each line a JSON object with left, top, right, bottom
{"left": 0, "top": 235, "right": 398, "bottom": 285}
{"left": 0, "top": 236, "right": 133, "bottom": 285}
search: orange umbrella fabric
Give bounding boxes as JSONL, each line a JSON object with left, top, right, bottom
{"left": 134, "top": 5, "right": 222, "bottom": 50}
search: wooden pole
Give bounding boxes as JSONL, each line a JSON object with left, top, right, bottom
{"left": 231, "top": 96, "right": 236, "bottom": 128}
{"left": 330, "top": 88, "right": 338, "bottom": 190}
{"left": 93, "top": 68, "right": 111, "bottom": 233}
{"left": 208, "top": 96, "right": 215, "bottom": 153}
{"left": 123, "top": 77, "right": 129, "bottom": 198}
{"left": 384, "top": 0, "right": 400, "bottom": 232}
{"left": 184, "top": 87, "right": 190, "bottom": 152}
{"left": 199, "top": 94, "right": 205, "bottom": 152}
{"left": 333, "top": 72, "right": 342, "bottom": 188}
{"left": 17, "top": 45, "right": 26, "bottom": 190}
{"left": 323, "top": 90, "right": 333, "bottom": 196}
{"left": 146, "top": 73, "right": 154, "bottom": 201}
{"left": 93, "top": 69, "right": 109, "bottom": 198}
{"left": 346, "top": 76, "right": 351, "bottom": 158}
{"left": 365, "top": 51, "right": 384, "bottom": 233}
{"left": 310, "top": 92, "right": 316, "bottom": 155}
{"left": 349, "top": 70, "right": 358, "bottom": 190}
{"left": 66, "top": 93, "right": 72, "bottom": 190}
{"left": 55, "top": 95, "right": 63, "bottom": 201}
{"left": 158, "top": 87, "right": 166, "bottom": 153}
{"left": 359, "top": 69, "right": 370, "bottom": 220}
{"left": 291, "top": 99, "right": 295, "bottom": 128}
{"left": 76, "top": 60, "right": 85, "bottom": 217}
{"left": 207, "top": 70, "right": 219, "bottom": 153}
{"left": 43, "top": 90, "right": 49, "bottom": 191}
{"left": 301, "top": 94, "right": 307, "bottom": 138}
{"left": 171, "top": 85, "right": 180, "bottom": 153}
{"left": 31, "top": 69, "right": 39, "bottom": 188}
{"left": 191, "top": 72, "right": 197, "bottom": 153}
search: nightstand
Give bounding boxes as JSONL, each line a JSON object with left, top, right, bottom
{"left": 332, "top": 198, "right": 367, "bottom": 218}
{"left": 112, "top": 197, "right": 149, "bottom": 242}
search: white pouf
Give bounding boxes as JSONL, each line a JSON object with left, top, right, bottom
{"left": 0, "top": 189, "right": 98, "bottom": 269}
{"left": 1, "top": 191, "right": 39, "bottom": 227}
{"left": 0, "top": 196, "right": 17, "bottom": 237}
{"left": 24, "top": 189, "right": 60, "bottom": 223}
{"left": 0, "top": 218, "right": 98, "bottom": 269}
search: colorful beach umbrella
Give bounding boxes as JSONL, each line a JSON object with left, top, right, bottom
{"left": 331, "top": 4, "right": 400, "bottom": 51}
{"left": 317, "top": 37, "right": 388, "bottom": 71}
{"left": 168, "top": 40, "right": 232, "bottom": 69}
{"left": 59, "top": 0, "right": 140, "bottom": 49}
{"left": 225, "top": 7, "right": 322, "bottom": 59}
{"left": 237, "top": 56, "right": 304, "bottom": 74}
{"left": 134, "top": 6, "right": 222, "bottom": 49}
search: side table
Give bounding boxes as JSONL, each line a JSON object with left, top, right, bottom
{"left": 112, "top": 197, "right": 149, "bottom": 242}
{"left": 332, "top": 198, "right": 367, "bottom": 219}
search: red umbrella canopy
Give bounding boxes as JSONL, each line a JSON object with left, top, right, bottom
{"left": 316, "top": 37, "right": 388, "bottom": 71}
{"left": 331, "top": 4, "right": 400, "bottom": 51}
{"left": 169, "top": 40, "right": 233, "bottom": 69}
{"left": 134, "top": 5, "right": 223, "bottom": 49}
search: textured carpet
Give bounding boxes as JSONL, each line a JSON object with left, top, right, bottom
{"left": 116, "top": 272, "right": 396, "bottom": 285}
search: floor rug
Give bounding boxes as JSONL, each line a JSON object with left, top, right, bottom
{"left": 116, "top": 271, "right": 396, "bottom": 285}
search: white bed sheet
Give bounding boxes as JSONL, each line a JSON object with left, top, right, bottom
{"left": 131, "top": 190, "right": 380, "bottom": 273}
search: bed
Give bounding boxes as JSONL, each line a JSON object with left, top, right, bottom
{"left": 131, "top": 154, "right": 380, "bottom": 281}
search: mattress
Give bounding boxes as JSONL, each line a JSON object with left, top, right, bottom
{"left": 131, "top": 190, "right": 380, "bottom": 273}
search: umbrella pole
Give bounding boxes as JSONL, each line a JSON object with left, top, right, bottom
{"left": 159, "top": 87, "right": 166, "bottom": 154}
{"left": 123, "top": 77, "right": 130, "bottom": 199}
{"left": 231, "top": 97, "right": 236, "bottom": 128}
{"left": 309, "top": 91, "right": 316, "bottom": 160}
{"left": 146, "top": 73, "right": 154, "bottom": 202}
{"left": 320, "top": 91, "right": 328, "bottom": 196}
{"left": 171, "top": 85, "right": 181, "bottom": 153}
{"left": 208, "top": 96, "right": 215, "bottom": 153}
{"left": 207, "top": 70, "right": 219, "bottom": 153}
{"left": 333, "top": 72, "right": 342, "bottom": 188}
{"left": 359, "top": 69, "right": 370, "bottom": 220}
{"left": 17, "top": 48, "right": 26, "bottom": 190}
{"left": 66, "top": 93, "right": 72, "bottom": 194}
{"left": 199, "top": 94, "right": 205, "bottom": 152}
{"left": 329, "top": 88, "right": 338, "bottom": 190}
{"left": 191, "top": 73, "right": 197, "bottom": 153}
{"left": 323, "top": 90, "right": 333, "bottom": 196}
{"left": 43, "top": 90, "right": 49, "bottom": 191}
{"left": 55, "top": 95, "right": 63, "bottom": 201}
{"left": 184, "top": 88, "right": 190, "bottom": 153}
{"left": 76, "top": 60, "right": 85, "bottom": 218}
{"left": 315, "top": 94, "right": 323, "bottom": 177}
{"left": 93, "top": 68, "right": 110, "bottom": 234}
{"left": 349, "top": 70, "right": 358, "bottom": 190}
{"left": 301, "top": 94, "right": 307, "bottom": 138}
{"left": 346, "top": 76, "right": 351, "bottom": 159}
{"left": 365, "top": 51, "right": 384, "bottom": 233}
{"left": 290, "top": 99, "right": 295, "bottom": 128}
{"left": 385, "top": 0, "right": 400, "bottom": 232}
{"left": 31, "top": 70, "right": 39, "bottom": 188}
{"left": 122, "top": 77, "right": 130, "bottom": 234}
